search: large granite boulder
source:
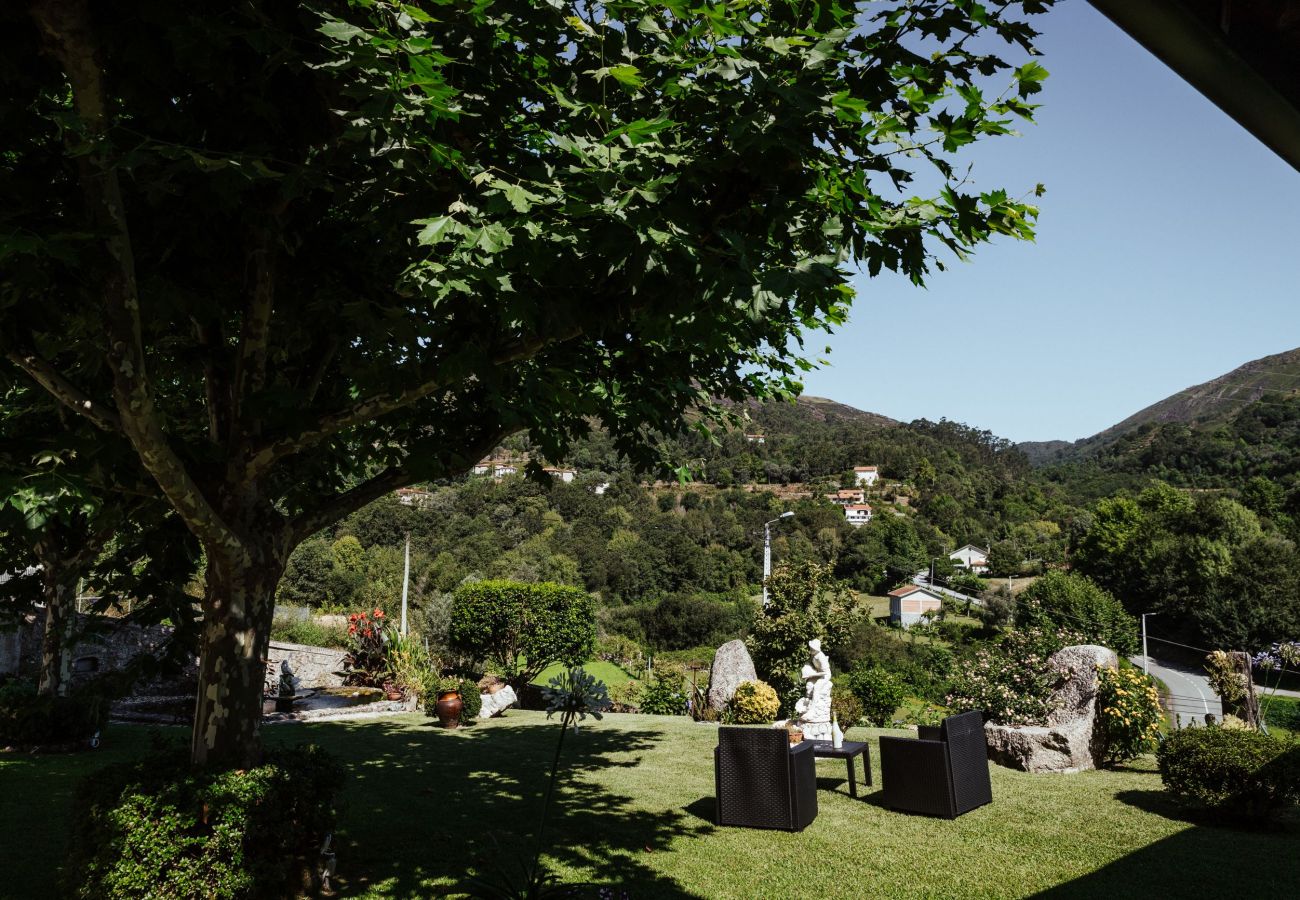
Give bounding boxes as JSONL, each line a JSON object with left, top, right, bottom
{"left": 480, "top": 684, "right": 518, "bottom": 719}
{"left": 708, "top": 640, "right": 758, "bottom": 711}
{"left": 984, "top": 644, "right": 1118, "bottom": 773}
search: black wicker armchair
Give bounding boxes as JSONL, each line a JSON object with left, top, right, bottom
{"left": 714, "top": 727, "right": 818, "bottom": 831}
{"left": 879, "top": 710, "right": 993, "bottom": 819}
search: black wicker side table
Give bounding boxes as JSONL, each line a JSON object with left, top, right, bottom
{"left": 806, "top": 739, "right": 871, "bottom": 797}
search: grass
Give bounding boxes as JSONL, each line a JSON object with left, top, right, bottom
{"left": 530, "top": 659, "right": 636, "bottom": 688}
{"left": 1263, "top": 694, "right": 1300, "bottom": 738}
{"left": 4, "top": 713, "right": 1298, "bottom": 899}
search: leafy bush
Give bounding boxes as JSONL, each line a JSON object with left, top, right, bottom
{"left": 947, "top": 627, "right": 1081, "bottom": 726}
{"left": 595, "top": 634, "right": 644, "bottom": 674}
{"left": 1095, "top": 665, "right": 1162, "bottom": 766}
{"left": 386, "top": 629, "right": 437, "bottom": 700}
{"left": 449, "top": 581, "right": 596, "bottom": 686}
{"left": 1015, "top": 571, "right": 1138, "bottom": 656}
{"left": 730, "top": 680, "right": 780, "bottom": 724}
{"left": 458, "top": 678, "right": 483, "bottom": 721}
{"left": 846, "top": 666, "right": 905, "bottom": 726}
{"left": 830, "top": 691, "right": 863, "bottom": 728}
{"left": 638, "top": 666, "right": 687, "bottom": 716}
{"left": 64, "top": 743, "right": 344, "bottom": 899}
{"left": 1157, "top": 726, "right": 1300, "bottom": 821}
{"left": 0, "top": 679, "right": 109, "bottom": 747}
{"left": 269, "top": 606, "right": 349, "bottom": 649}
{"left": 343, "top": 608, "right": 392, "bottom": 686}
{"left": 608, "top": 680, "right": 643, "bottom": 712}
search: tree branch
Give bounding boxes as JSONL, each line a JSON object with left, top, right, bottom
{"left": 288, "top": 425, "right": 515, "bottom": 545}
{"left": 4, "top": 347, "right": 121, "bottom": 433}
{"left": 31, "top": 0, "right": 244, "bottom": 558}
{"left": 229, "top": 230, "right": 276, "bottom": 441}
{"left": 245, "top": 322, "right": 585, "bottom": 479}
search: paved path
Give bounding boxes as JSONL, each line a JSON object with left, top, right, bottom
{"left": 1134, "top": 655, "right": 1218, "bottom": 727}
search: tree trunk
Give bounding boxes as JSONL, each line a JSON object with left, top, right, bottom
{"left": 37, "top": 563, "right": 78, "bottom": 697}
{"left": 191, "top": 546, "right": 286, "bottom": 769}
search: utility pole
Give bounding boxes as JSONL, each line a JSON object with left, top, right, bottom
{"left": 761, "top": 511, "right": 795, "bottom": 607}
{"left": 1141, "top": 612, "right": 1157, "bottom": 676}
{"left": 400, "top": 533, "right": 410, "bottom": 636}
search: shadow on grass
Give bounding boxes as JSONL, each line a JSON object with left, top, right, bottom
{"left": 1033, "top": 791, "right": 1300, "bottom": 898}
{"left": 286, "top": 716, "right": 707, "bottom": 898}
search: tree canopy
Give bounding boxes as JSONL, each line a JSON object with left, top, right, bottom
{"left": 2, "top": 0, "right": 1053, "bottom": 767}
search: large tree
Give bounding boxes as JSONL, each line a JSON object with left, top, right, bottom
{"left": 3, "top": 0, "right": 1052, "bottom": 767}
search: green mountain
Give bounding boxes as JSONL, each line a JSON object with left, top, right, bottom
{"left": 1019, "top": 346, "right": 1300, "bottom": 465}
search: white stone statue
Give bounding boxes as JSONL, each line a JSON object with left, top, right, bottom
{"left": 775, "top": 638, "right": 834, "bottom": 740}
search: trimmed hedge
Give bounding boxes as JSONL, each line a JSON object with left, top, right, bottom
{"left": 1157, "top": 726, "right": 1300, "bottom": 822}
{"left": 64, "top": 743, "right": 344, "bottom": 899}
{"left": 0, "top": 678, "right": 109, "bottom": 748}
{"left": 448, "top": 580, "right": 596, "bottom": 685}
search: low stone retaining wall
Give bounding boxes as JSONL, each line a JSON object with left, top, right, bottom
{"left": 265, "top": 641, "right": 348, "bottom": 694}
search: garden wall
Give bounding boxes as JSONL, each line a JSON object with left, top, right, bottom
{"left": 265, "top": 641, "right": 348, "bottom": 694}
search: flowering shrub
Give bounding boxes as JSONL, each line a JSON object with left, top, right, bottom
{"left": 729, "top": 680, "right": 780, "bottom": 724}
{"left": 344, "top": 608, "right": 391, "bottom": 686}
{"left": 638, "top": 665, "right": 687, "bottom": 716}
{"left": 1252, "top": 641, "right": 1300, "bottom": 673}
{"left": 947, "top": 627, "right": 1082, "bottom": 726}
{"left": 1203, "top": 650, "right": 1247, "bottom": 704}
{"left": 1095, "top": 665, "right": 1162, "bottom": 766}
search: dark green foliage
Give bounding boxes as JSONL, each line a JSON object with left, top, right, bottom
{"left": 1157, "top": 726, "right": 1300, "bottom": 822}
{"left": 449, "top": 581, "right": 596, "bottom": 686}
{"left": 845, "top": 666, "right": 906, "bottom": 727}
{"left": 0, "top": 678, "right": 109, "bottom": 747}
{"left": 747, "top": 561, "right": 855, "bottom": 711}
{"left": 832, "top": 619, "right": 955, "bottom": 702}
{"left": 638, "top": 668, "right": 687, "bottom": 717}
{"left": 605, "top": 594, "right": 751, "bottom": 651}
{"left": 458, "top": 678, "right": 483, "bottom": 721}
{"left": 831, "top": 691, "right": 864, "bottom": 728}
{"left": 1016, "top": 570, "right": 1138, "bottom": 656}
{"left": 64, "top": 743, "right": 344, "bottom": 898}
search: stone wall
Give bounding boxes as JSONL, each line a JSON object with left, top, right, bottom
{"left": 265, "top": 641, "right": 348, "bottom": 695}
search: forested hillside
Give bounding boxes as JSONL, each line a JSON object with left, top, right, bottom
{"left": 278, "top": 389, "right": 1300, "bottom": 657}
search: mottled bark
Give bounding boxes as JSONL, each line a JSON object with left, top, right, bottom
{"left": 36, "top": 565, "right": 77, "bottom": 697}
{"left": 191, "top": 547, "right": 286, "bottom": 769}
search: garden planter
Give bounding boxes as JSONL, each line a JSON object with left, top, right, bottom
{"left": 434, "top": 690, "right": 463, "bottom": 728}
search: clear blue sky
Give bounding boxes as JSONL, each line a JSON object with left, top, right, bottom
{"left": 801, "top": 0, "right": 1300, "bottom": 443}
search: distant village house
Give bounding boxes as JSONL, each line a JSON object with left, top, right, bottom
{"left": 843, "top": 504, "right": 873, "bottom": 527}
{"left": 394, "top": 487, "right": 436, "bottom": 509}
{"left": 543, "top": 466, "right": 576, "bottom": 483}
{"left": 744, "top": 433, "right": 766, "bottom": 444}
{"left": 888, "top": 584, "right": 944, "bottom": 628}
{"left": 949, "top": 544, "right": 990, "bottom": 573}
{"left": 825, "top": 488, "right": 866, "bottom": 506}
{"left": 853, "top": 465, "right": 880, "bottom": 486}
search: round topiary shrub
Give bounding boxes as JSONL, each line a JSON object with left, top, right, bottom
{"left": 64, "top": 742, "right": 344, "bottom": 898}
{"left": 458, "top": 678, "right": 482, "bottom": 721}
{"left": 1157, "top": 725, "right": 1300, "bottom": 822}
{"left": 730, "top": 680, "right": 779, "bottom": 724}
{"left": 846, "top": 666, "right": 905, "bottom": 727}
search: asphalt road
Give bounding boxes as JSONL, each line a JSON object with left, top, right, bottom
{"left": 1134, "top": 655, "right": 1218, "bottom": 726}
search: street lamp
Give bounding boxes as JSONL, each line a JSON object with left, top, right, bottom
{"left": 762, "top": 511, "right": 795, "bottom": 607}
{"left": 1141, "top": 612, "right": 1158, "bottom": 675}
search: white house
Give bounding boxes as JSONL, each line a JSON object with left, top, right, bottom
{"left": 825, "top": 488, "right": 866, "bottom": 506}
{"left": 853, "top": 465, "right": 879, "bottom": 487}
{"left": 744, "top": 433, "right": 766, "bottom": 444}
{"left": 471, "top": 459, "right": 492, "bottom": 476}
{"left": 543, "top": 466, "right": 576, "bottom": 483}
{"left": 949, "top": 544, "right": 990, "bottom": 573}
{"left": 394, "top": 487, "right": 435, "bottom": 509}
{"left": 492, "top": 463, "right": 518, "bottom": 478}
{"left": 888, "top": 584, "right": 944, "bottom": 628}
{"left": 843, "top": 504, "right": 873, "bottom": 527}
{"left": 593, "top": 481, "right": 611, "bottom": 496}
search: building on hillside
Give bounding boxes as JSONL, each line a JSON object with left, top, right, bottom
{"left": 825, "top": 488, "right": 866, "bottom": 506}
{"left": 471, "top": 459, "right": 492, "bottom": 476}
{"left": 949, "top": 544, "right": 990, "bottom": 573}
{"left": 543, "top": 466, "right": 577, "bottom": 483}
{"left": 744, "top": 433, "right": 766, "bottom": 444}
{"left": 492, "top": 463, "right": 518, "bottom": 478}
{"left": 853, "top": 465, "right": 879, "bottom": 486}
{"left": 394, "top": 487, "right": 436, "bottom": 509}
{"left": 593, "top": 481, "right": 610, "bottom": 495}
{"left": 888, "top": 584, "right": 944, "bottom": 629}
{"left": 843, "top": 504, "right": 873, "bottom": 527}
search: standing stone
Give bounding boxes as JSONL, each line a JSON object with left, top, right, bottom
{"left": 984, "top": 644, "right": 1119, "bottom": 773}
{"left": 480, "top": 685, "right": 518, "bottom": 718}
{"left": 708, "top": 640, "right": 758, "bottom": 711}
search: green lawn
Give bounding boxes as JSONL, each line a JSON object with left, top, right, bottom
{"left": 4, "top": 712, "right": 1298, "bottom": 898}
{"left": 530, "top": 659, "right": 636, "bottom": 688}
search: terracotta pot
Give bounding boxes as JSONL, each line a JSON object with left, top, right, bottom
{"left": 434, "top": 690, "right": 463, "bottom": 728}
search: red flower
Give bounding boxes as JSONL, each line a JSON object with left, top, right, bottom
{"left": 373, "top": 608, "right": 383, "bottom": 618}
{"left": 348, "top": 625, "right": 357, "bottom": 634}
{"left": 349, "top": 613, "right": 359, "bottom": 622}
{"left": 362, "top": 628, "right": 372, "bottom": 638}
